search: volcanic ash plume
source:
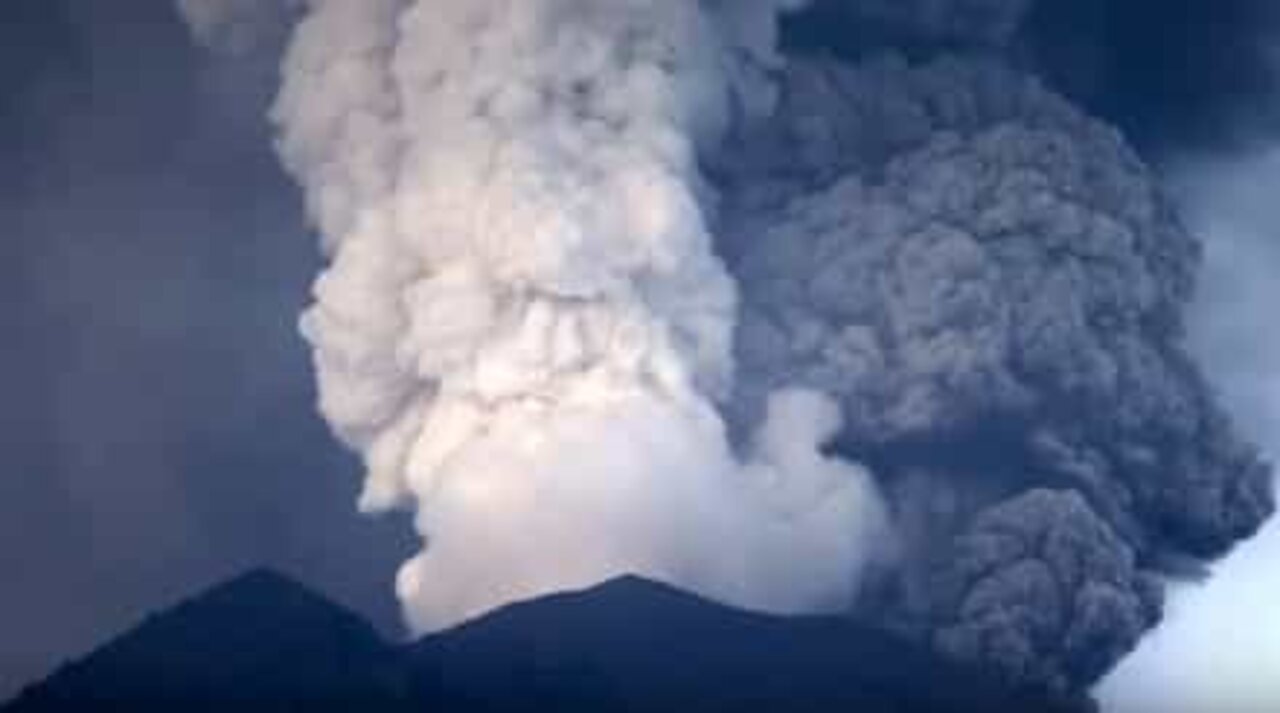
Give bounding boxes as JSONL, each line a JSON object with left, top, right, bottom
{"left": 718, "top": 50, "right": 1273, "bottom": 691}
{"left": 180, "top": 0, "right": 1275, "bottom": 695}
{"left": 248, "top": 0, "right": 888, "bottom": 632}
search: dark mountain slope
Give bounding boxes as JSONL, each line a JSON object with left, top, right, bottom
{"left": 410, "top": 575, "right": 1084, "bottom": 712}
{"left": 4, "top": 569, "right": 400, "bottom": 711}
{"left": 4, "top": 570, "right": 1087, "bottom": 712}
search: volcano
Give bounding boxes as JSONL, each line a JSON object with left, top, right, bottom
{"left": 4, "top": 569, "right": 1086, "bottom": 712}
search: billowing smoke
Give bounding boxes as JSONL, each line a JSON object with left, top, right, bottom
{"left": 178, "top": 0, "right": 1277, "bottom": 701}
{"left": 179, "top": 0, "right": 889, "bottom": 633}
{"left": 714, "top": 49, "right": 1272, "bottom": 692}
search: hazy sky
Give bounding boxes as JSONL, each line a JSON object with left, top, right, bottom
{"left": 0, "top": 1, "right": 409, "bottom": 700}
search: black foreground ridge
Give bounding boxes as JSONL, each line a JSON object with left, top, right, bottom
{"left": 4, "top": 569, "right": 1088, "bottom": 712}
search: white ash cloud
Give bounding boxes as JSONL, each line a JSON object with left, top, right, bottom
{"left": 185, "top": 0, "right": 890, "bottom": 633}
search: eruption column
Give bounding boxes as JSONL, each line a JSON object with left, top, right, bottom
{"left": 267, "top": 0, "right": 887, "bottom": 631}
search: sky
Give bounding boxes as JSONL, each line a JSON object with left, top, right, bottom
{"left": 0, "top": 1, "right": 409, "bottom": 700}
{"left": 1, "top": 0, "right": 1278, "bottom": 707}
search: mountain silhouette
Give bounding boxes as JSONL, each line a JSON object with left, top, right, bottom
{"left": 3, "top": 569, "right": 401, "bottom": 711}
{"left": 4, "top": 571, "right": 1087, "bottom": 712}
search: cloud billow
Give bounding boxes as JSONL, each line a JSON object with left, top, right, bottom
{"left": 177, "top": 0, "right": 1276, "bottom": 699}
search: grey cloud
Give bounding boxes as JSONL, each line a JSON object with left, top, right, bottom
{"left": 716, "top": 54, "right": 1273, "bottom": 691}
{"left": 931, "top": 489, "right": 1161, "bottom": 692}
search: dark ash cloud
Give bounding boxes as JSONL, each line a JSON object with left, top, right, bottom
{"left": 717, "top": 27, "right": 1274, "bottom": 693}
